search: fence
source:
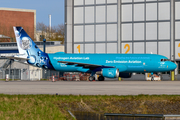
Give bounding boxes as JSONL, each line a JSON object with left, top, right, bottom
{"left": 21, "top": 69, "right": 41, "bottom": 80}
{"left": 0, "top": 68, "right": 21, "bottom": 80}
{"left": 0, "top": 68, "right": 41, "bottom": 80}
{"left": 0, "top": 68, "right": 92, "bottom": 81}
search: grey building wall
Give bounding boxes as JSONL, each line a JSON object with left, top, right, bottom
{"left": 65, "top": 0, "right": 74, "bottom": 53}
{"left": 121, "top": 0, "right": 171, "bottom": 59}
{"left": 65, "top": 0, "right": 180, "bottom": 61}
{"left": 175, "top": 0, "right": 180, "bottom": 61}
{"left": 65, "top": 0, "right": 118, "bottom": 54}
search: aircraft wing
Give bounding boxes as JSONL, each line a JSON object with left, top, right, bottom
{"left": 58, "top": 61, "right": 114, "bottom": 69}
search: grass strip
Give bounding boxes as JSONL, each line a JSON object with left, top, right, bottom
{"left": 0, "top": 94, "right": 180, "bottom": 120}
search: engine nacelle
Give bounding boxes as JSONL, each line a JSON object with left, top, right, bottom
{"left": 119, "top": 72, "right": 132, "bottom": 78}
{"left": 96, "top": 68, "right": 119, "bottom": 78}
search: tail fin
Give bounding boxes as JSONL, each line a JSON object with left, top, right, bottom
{"left": 13, "top": 26, "right": 54, "bottom": 70}
{"left": 13, "top": 27, "right": 42, "bottom": 55}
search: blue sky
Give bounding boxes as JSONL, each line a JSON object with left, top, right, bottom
{"left": 1, "top": 0, "right": 64, "bottom": 26}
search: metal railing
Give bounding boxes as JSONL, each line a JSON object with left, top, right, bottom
{"left": 0, "top": 68, "right": 89, "bottom": 81}
{"left": 0, "top": 68, "right": 40, "bottom": 80}
{"left": 104, "top": 113, "right": 180, "bottom": 120}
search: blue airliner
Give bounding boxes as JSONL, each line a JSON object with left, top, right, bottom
{"left": 11, "top": 27, "right": 176, "bottom": 81}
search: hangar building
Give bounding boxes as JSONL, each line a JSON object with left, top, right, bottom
{"left": 65, "top": 0, "right": 180, "bottom": 77}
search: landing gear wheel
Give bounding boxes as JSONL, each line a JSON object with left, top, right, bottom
{"left": 151, "top": 76, "right": 154, "bottom": 81}
{"left": 89, "top": 76, "right": 95, "bottom": 81}
{"left": 98, "top": 76, "right": 105, "bottom": 81}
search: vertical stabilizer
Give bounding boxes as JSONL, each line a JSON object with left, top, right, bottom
{"left": 13, "top": 27, "right": 42, "bottom": 55}
{"left": 13, "top": 26, "right": 54, "bottom": 70}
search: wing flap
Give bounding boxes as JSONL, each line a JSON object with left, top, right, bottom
{"left": 58, "top": 61, "right": 119, "bottom": 71}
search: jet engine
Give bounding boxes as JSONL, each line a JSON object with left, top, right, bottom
{"left": 96, "top": 68, "right": 119, "bottom": 78}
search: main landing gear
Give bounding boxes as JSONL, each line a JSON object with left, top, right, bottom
{"left": 89, "top": 76, "right": 95, "bottom": 81}
{"left": 89, "top": 75, "right": 105, "bottom": 81}
{"left": 88, "top": 72, "right": 105, "bottom": 81}
{"left": 98, "top": 76, "right": 105, "bottom": 81}
{"left": 89, "top": 72, "right": 95, "bottom": 81}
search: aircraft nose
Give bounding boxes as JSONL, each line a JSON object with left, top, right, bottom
{"left": 169, "top": 62, "right": 177, "bottom": 70}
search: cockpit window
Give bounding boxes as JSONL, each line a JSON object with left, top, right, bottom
{"left": 161, "top": 59, "right": 170, "bottom": 62}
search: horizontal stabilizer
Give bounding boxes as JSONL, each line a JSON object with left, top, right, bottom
{"left": 2, "top": 56, "right": 29, "bottom": 61}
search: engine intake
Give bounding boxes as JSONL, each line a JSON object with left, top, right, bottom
{"left": 96, "top": 68, "right": 119, "bottom": 78}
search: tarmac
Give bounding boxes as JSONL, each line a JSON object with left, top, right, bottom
{"left": 0, "top": 80, "right": 180, "bottom": 95}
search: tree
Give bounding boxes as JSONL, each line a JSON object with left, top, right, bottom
{"left": 36, "top": 22, "right": 48, "bottom": 41}
{"left": 37, "top": 22, "right": 47, "bottom": 32}
{"left": 52, "top": 24, "right": 64, "bottom": 44}
{"left": 36, "top": 22, "right": 64, "bottom": 44}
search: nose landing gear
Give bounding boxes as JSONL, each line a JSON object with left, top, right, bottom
{"left": 151, "top": 75, "right": 154, "bottom": 81}
{"left": 150, "top": 72, "right": 154, "bottom": 81}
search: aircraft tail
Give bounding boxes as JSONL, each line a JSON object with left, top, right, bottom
{"left": 13, "top": 27, "right": 42, "bottom": 55}
{"left": 13, "top": 26, "right": 54, "bottom": 69}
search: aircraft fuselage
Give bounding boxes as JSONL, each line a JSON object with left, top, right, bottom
{"left": 48, "top": 53, "right": 176, "bottom": 73}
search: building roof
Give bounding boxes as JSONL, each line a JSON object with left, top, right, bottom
{"left": 0, "top": 7, "right": 36, "bottom": 13}
{"left": 0, "top": 35, "right": 11, "bottom": 39}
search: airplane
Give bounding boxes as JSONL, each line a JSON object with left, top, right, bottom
{"left": 9, "top": 26, "right": 177, "bottom": 81}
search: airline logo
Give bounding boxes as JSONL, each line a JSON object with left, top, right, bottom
{"left": 108, "top": 71, "right": 113, "bottom": 76}
{"left": 20, "top": 37, "right": 32, "bottom": 50}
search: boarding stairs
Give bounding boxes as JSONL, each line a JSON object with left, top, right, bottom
{"left": 0, "top": 59, "right": 14, "bottom": 68}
